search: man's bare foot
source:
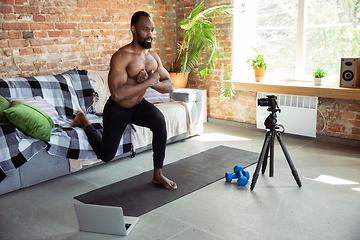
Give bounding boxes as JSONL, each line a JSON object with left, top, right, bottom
{"left": 152, "top": 168, "right": 177, "bottom": 190}
{"left": 71, "top": 111, "right": 91, "bottom": 127}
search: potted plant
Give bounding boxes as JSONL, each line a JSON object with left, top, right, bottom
{"left": 247, "top": 47, "right": 268, "bottom": 82}
{"left": 313, "top": 67, "right": 327, "bottom": 86}
{"left": 170, "top": 1, "right": 243, "bottom": 98}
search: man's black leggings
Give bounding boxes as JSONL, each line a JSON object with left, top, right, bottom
{"left": 84, "top": 97, "right": 167, "bottom": 168}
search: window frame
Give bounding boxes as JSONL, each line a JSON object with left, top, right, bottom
{"left": 232, "top": 0, "right": 359, "bottom": 84}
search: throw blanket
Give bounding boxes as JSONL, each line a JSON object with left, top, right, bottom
{"left": 0, "top": 69, "right": 132, "bottom": 182}
{"left": 133, "top": 101, "right": 194, "bottom": 149}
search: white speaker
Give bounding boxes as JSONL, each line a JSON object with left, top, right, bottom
{"left": 340, "top": 58, "right": 360, "bottom": 88}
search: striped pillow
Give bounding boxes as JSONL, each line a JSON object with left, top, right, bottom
{"left": 144, "top": 88, "right": 170, "bottom": 104}
{"left": 8, "top": 97, "right": 60, "bottom": 124}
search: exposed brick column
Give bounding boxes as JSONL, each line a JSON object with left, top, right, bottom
{"left": 175, "top": 0, "right": 233, "bottom": 119}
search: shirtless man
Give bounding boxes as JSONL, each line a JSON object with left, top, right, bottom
{"left": 71, "top": 11, "right": 177, "bottom": 190}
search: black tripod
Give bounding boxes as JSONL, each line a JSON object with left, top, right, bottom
{"left": 250, "top": 96, "right": 302, "bottom": 191}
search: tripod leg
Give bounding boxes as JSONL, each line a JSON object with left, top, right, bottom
{"left": 276, "top": 133, "right": 302, "bottom": 187}
{"left": 261, "top": 135, "right": 270, "bottom": 174}
{"left": 269, "top": 132, "right": 275, "bottom": 177}
{"left": 251, "top": 132, "right": 271, "bottom": 191}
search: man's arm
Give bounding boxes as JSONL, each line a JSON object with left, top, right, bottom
{"left": 108, "top": 51, "right": 159, "bottom": 102}
{"left": 150, "top": 51, "right": 174, "bottom": 94}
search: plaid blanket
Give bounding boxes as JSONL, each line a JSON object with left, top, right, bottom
{"left": 0, "top": 69, "right": 132, "bottom": 182}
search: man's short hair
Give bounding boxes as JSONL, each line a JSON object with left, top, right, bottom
{"left": 131, "top": 11, "right": 151, "bottom": 27}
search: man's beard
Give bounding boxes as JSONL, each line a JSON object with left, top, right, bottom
{"left": 138, "top": 37, "right": 152, "bottom": 49}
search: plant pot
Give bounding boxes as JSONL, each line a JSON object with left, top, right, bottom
{"left": 170, "top": 72, "right": 188, "bottom": 88}
{"left": 314, "top": 77, "right": 323, "bottom": 86}
{"left": 254, "top": 67, "right": 266, "bottom": 82}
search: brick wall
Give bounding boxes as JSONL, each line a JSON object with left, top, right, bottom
{"left": 0, "top": 0, "right": 177, "bottom": 78}
{"left": 317, "top": 98, "right": 360, "bottom": 141}
{"left": 2, "top": 0, "right": 360, "bottom": 142}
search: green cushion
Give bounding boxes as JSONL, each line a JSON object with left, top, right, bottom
{"left": 0, "top": 95, "right": 10, "bottom": 123}
{"left": 4, "top": 101, "right": 54, "bottom": 141}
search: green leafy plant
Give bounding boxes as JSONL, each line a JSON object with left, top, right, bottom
{"left": 313, "top": 67, "right": 328, "bottom": 78}
{"left": 172, "top": 1, "right": 245, "bottom": 100}
{"left": 173, "top": 1, "right": 236, "bottom": 78}
{"left": 218, "top": 46, "right": 235, "bottom": 102}
{"left": 247, "top": 47, "right": 267, "bottom": 70}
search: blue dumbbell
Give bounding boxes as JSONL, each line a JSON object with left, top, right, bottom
{"left": 239, "top": 168, "right": 250, "bottom": 186}
{"left": 225, "top": 165, "right": 250, "bottom": 186}
{"left": 225, "top": 165, "right": 243, "bottom": 182}
{"left": 237, "top": 169, "right": 250, "bottom": 186}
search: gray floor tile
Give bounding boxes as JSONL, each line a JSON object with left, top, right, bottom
{"left": 1, "top": 122, "right": 360, "bottom": 240}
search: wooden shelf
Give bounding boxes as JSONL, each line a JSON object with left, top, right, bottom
{"left": 233, "top": 79, "right": 360, "bottom": 101}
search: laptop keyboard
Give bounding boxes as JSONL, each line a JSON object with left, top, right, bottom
{"left": 125, "top": 223, "right": 131, "bottom": 230}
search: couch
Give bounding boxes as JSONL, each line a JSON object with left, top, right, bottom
{"left": 0, "top": 69, "right": 206, "bottom": 196}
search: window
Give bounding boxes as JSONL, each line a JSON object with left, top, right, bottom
{"left": 233, "top": 0, "right": 360, "bottom": 82}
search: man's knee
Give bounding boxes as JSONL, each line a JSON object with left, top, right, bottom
{"left": 99, "top": 153, "right": 115, "bottom": 163}
{"left": 101, "top": 157, "right": 112, "bottom": 163}
{"left": 149, "top": 113, "right": 166, "bottom": 131}
{"left": 154, "top": 119, "right": 166, "bottom": 134}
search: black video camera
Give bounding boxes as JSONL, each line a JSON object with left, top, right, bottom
{"left": 258, "top": 95, "right": 280, "bottom": 113}
{"left": 258, "top": 95, "right": 282, "bottom": 130}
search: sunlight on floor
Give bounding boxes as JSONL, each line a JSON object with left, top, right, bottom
{"left": 305, "top": 175, "right": 359, "bottom": 185}
{"left": 193, "top": 133, "right": 252, "bottom": 142}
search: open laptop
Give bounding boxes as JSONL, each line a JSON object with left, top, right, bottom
{"left": 74, "top": 203, "right": 139, "bottom": 236}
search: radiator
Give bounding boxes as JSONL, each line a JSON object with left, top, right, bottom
{"left": 256, "top": 92, "right": 318, "bottom": 138}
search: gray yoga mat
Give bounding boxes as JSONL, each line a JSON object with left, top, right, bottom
{"left": 74, "top": 145, "right": 259, "bottom": 217}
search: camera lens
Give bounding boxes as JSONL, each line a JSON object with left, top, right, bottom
{"left": 258, "top": 98, "right": 270, "bottom": 106}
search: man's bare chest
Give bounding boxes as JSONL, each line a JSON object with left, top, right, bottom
{"left": 126, "top": 54, "right": 158, "bottom": 79}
